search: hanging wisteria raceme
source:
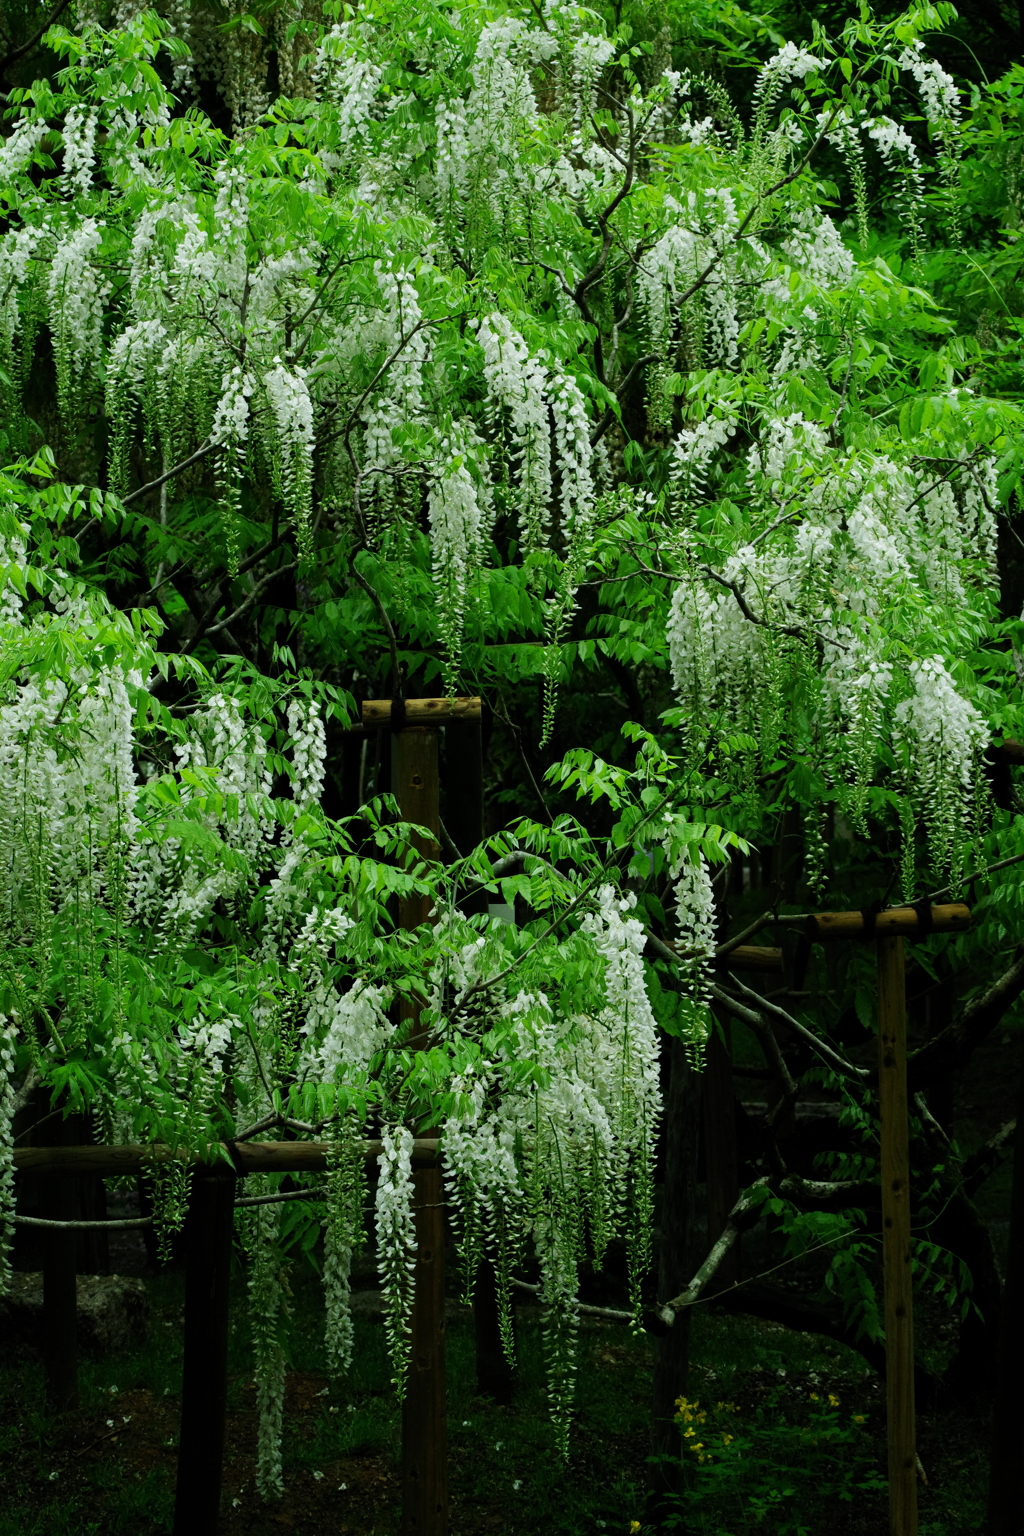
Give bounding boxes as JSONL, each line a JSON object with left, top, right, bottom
{"left": 0, "top": 2, "right": 995, "bottom": 735}
{"left": 427, "top": 435, "right": 488, "bottom": 690}
{"left": 667, "top": 852, "right": 716, "bottom": 1063}
{"left": 0, "top": 0, "right": 1019, "bottom": 1481}
{"left": 0, "top": 1017, "right": 16, "bottom": 1295}
{"left": 663, "top": 409, "right": 1001, "bottom": 889}
{"left": 438, "top": 886, "right": 670, "bottom": 1447}
{"left": 375, "top": 1125, "right": 418, "bottom": 1394}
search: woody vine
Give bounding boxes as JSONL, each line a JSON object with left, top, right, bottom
{"left": 4, "top": 0, "right": 1024, "bottom": 1505}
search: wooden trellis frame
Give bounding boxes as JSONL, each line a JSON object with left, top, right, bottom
{"left": 802, "top": 901, "right": 971, "bottom": 1536}
{"left": 13, "top": 696, "right": 479, "bottom": 1536}
{"left": 16, "top": 1137, "right": 442, "bottom": 1532}
{"left": 13, "top": 767, "right": 973, "bottom": 1536}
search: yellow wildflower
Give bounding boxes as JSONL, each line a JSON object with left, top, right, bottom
{"left": 630, "top": 1524, "right": 642, "bottom": 1534}
{"left": 810, "top": 1392, "right": 819, "bottom": 1401}
{"left": 853, "top": 1414, "right": 866, "bottom": 1424}
{"left": 828, "top": 1394, "right": 840, "bottom": 1407}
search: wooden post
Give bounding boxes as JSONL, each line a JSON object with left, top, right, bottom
{"left": 703, "top": 1010, "right": 739, "bottom": 1287}
{"left": 41, "top": 1173, "right": 78, "bottom": 1413}
{"left": 986, "top": 1045, "right": 1024, "bottom": 1535}
{"left": 41, "top": 1113, "right": 78, "bottom": 1414}
{"left": 801, "top": 906, "right": 971, "bottom": 1536}
{"left": 173, "top": 1165, "right": 236, "bottom": 1536}
{"left": 878, "top": 934, "right": 917, "bottom": 1536}
{"left": 444, "top": 713, "right": 515, "bottom": 1405}
{"left": 649, "top": 1035, "right": 703, "bottom": 1509}
{"left": 393, "top": 722, "right": 448, "bottom": 1536}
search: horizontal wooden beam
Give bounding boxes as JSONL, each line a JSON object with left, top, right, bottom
{"left": 662, "top": 941, "right": 784, "bottom": 972}
{"left": 806, "top": 904, "right": 970, "bottom": 943}
{"left": 14, "top": 1139, "right": 441, "bottom": 1179}
{"left": 361, "top": 697, "right": 481, "bottom": 729}
{"left": 722, "top": 945, "right": 784, "bottom": 973}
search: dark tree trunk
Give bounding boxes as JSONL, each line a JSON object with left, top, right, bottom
{"left": 444, "top": 715, "right": 515, "bottom": 1402}
{"left": 648, "top": 1035, "right": 702, "bottom": 1513}
{"left": 937, "top": 1186, "right": 1003, "bottom": 1399}
{"left": 41, "top": 1113, "right": 78, "bottom": 1414}
{"left": 703, "top": 1010, "right": 739, "bottom": 1287}
{"left": 172, "top": 1166, "right": 236, "bottom": 1536}
{"left": 987, "top": 1054, "right": 1024, "bottom": 1535}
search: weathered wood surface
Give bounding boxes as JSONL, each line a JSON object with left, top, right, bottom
{"left": 172, "top": 1167, "right": 236, "bottom": 1536}
{"left": 877, "top": 935, "right": 918, "bottom": 1536}
{"left": 722, "top": 944, "right": 783, "bottom": 972}
{"left": 806, "top": 904, "right": 969, "bottom": 942}
{"left": 361, "top": 696, "right": 481, "bottom": 728}
{"left": 15, "top": 1139, "right": 441, "bottom": 1178}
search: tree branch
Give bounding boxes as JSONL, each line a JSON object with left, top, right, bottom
{"left": 908, "top": 945, "right": 1024, "bottom": 1090}
{"left": 716, "top": 976, "right": 868, "bottom": 1084}
{"left": 0, "top": 0, "right": 73, "bottom": 70}
{"left": 122, "top": 440, "right": 218, "bottom": 506}
{"left": 963, "top": 1117, "right": 1017, "bottom": 1197}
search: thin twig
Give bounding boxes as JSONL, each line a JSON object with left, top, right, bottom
{"left": 207, "top": 563, "right": 297, "bottom": 637}
{"left": 351, "top": 566, "right": 402, "bottom": 697}
{"left": 122, "top": 441, "right": 218, "bottom": 506}
{"left": 716, "top": 976, "right": 867, "bottom": 1082}
{"left": 715, "top": 908, "right": 778, "bottom": 958}
{"left": 235, "top": 1187, "right": 327, "bottom": 1209}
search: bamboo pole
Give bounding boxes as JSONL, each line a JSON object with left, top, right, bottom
{"left": 877, "top": 935, "right": 918, "bottom": 1536}
{"left": 362, "top": 697, "right": 481, "bottom": 729}
{"left": 14, "top": 1139, "right": 441, "bottom": 1179}
{"left": 986, "top": 1045, "right": 1024, "bottom": 1536}
{"left": 703, "top": 1010, "right": 739, "bottom": 1287}
{"left": 444, "top": 712, "right": 515, "bottom": 1405}
{"left": 393, "top": 724, "right": 448, "bottom": 1536}
{"left": 173, "top": 1166, "right": 236, "bottom": 1536}
{"left": 807, "top": 904, "right": 969, "bottom": 942}
{"left": 40, "top": 1167, "right": 78, "bottom": 1413}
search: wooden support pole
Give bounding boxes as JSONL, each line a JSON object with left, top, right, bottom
{"left": 807, "top": 904, "right": 969, "bottom": 942}
{"left": 703, "top": 1010, "right": 739, "bottom": 1287}
{"left": 15, "top": 1139, "right": 441, "bottom": 1179}
{"left": 721, "top": 945, "right": 783, "bottom": 973}
{"left": 445, "top": 713, "right": 514, "bottom": 1403}
{"left": 362, "top": 697, "right": 481, "bottom": 729}
{"left": 173, "top": 1165, "right": 236, "bottom": 1536}
{"left": 877, "top": 935, "right": 918, "bottom": 1536}
{"left": 393, "top": 724, "right": 448, "bottom": 1536}
{"left": 41, "top": 1164, "right": 78, "bottom": 1413}
{"left": 986, "top": 1049, "right": 1024, "bottom": 1535}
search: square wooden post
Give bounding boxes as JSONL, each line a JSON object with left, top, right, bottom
{"left": 703, "top": 1010, "right": 739, "bottom": 1287}
{"left": 173, "top": 1164, "right": 237, "bottom": 1536}
{"left": 41, "top": 1112, "right": 79, "bottom": 1414}
{"left": 385, "top": 710, "right": 456, "bottom": 1536}
{"left": 805, "top": 904, "right": 970, "bottom": 1536}
{"left": 877, "top": 935, "right": 917, "bottom": 1536}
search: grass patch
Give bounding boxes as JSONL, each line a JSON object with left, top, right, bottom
{"left": 0, "top": 1261, "right": 994, "bottom": 1534}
